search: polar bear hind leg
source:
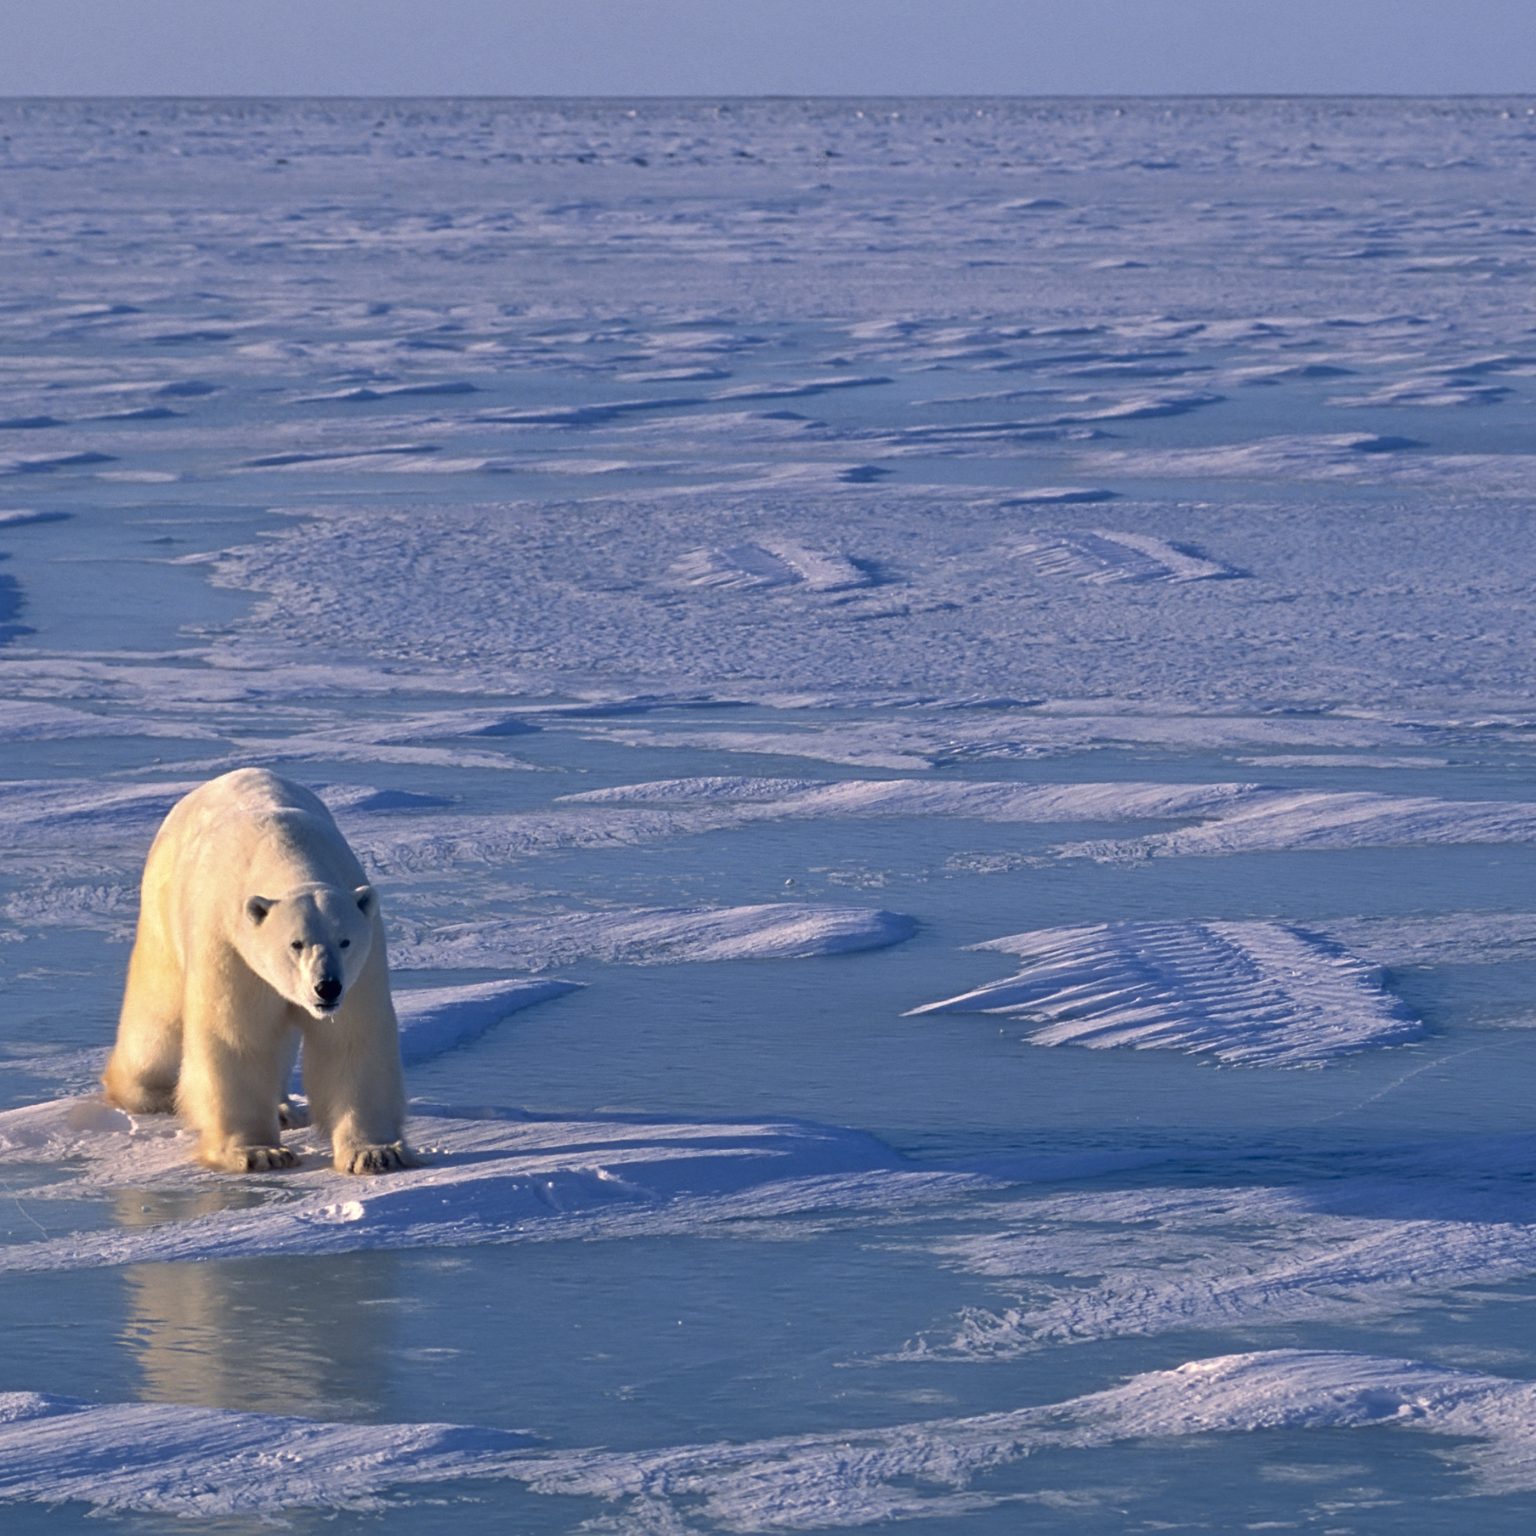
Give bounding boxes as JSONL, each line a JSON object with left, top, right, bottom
{"left": 102, "top": 921, "right": 184, "bottom": 1115}
{"left": 276, "top": 1031, "right": 308, "bottom": 1128}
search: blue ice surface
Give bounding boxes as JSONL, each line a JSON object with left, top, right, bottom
{"left": 5, "top": 96, "right": 1536, "bottom": 1532}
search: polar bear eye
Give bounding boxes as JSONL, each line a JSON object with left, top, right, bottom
{"left": 290, "top": 940, "right": 303, "bottom": 952}
{"left": 339, "top": 940, "right": 351, "bottom": 949}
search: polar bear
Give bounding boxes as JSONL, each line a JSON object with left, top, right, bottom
{"left": 103, "top": 767, "right": 414, "bottom": 1175}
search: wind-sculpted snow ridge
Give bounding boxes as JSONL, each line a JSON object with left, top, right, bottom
{"left": 335, "top": 706, "right": 541, "bottom": 741}
{"left": 96, "top": 704, "right": 545, "bottom": 771}
{"left": 0, "top": 1391, "right": 539, "bottom": 1517}
{"left": 901, "top": 1139, "right": 1536, "bottom": 1357}
{"left": 7, "top": 1350, "right": 1536, "bottom": 1521}
{"left": 1086, "top": 432, "right": 1427, "bottom": 480}
{"left": 0, "top": 1098, "right": 981, "bottom": 1273}
{"left": 393, "top": 978, "right": 581, "bottom": 1064}
{"left": 560, "top": 774, "right": 1256, "bottom": 824}
{"left": 885, "top": 389, "right": 1224, "bottom": 446}
{"left": 907, "top": 921, "right": 1422, "bottom": 1066}
{"left": 340, "top": 801, "right": 749, "bottom": 876}
{"left": 390, "top": 903, "right": 916, "bottom": 971}
{"left": 0, "top": 700, "right": 217, "bottom": 743}
{"left": 1013, "top": 529, "right": 1240, "bottom": 585}
{"left": 343, "top": 777, "right": 1258, "bottom": 877}
{"left": 298, "top": 379, "right": 481, "bottom": 403}
{"left": 1061, "top": 787, "right": 1536, "bottom": 861}
{"left": 235, "top": 442, "right": 447, "bottom": 472}
{"left": 668, "top": 540, "right": 873, "bottom": 595}
{"left": 1330, "top": 379, "right": 1512, "bottom": 409}
{"left": 475, "top": 375, "right": 891, "bottom": 430}
{"left": 506, "top": 1350, "right": 1536, "bottom": 1527}
{"left": 0, "top": 508, "right": 71, "bottom": 527}
{"left": 577, "top": 707, "right": 1429, "bottom": 771}
{"left": 1235, "top": 752, "right": 1448, "bottom": 769}
{"left": 997, "top": 486, "right": 1117, "bottom": 504}
{"left": 0, "top": 450, "right": 116, "bottom": 477}
{"left": 561, "top": 775, "right": 1536, "bottom": 861}
{"left": 151, "top": 732, "right": 534, "bottom": 775}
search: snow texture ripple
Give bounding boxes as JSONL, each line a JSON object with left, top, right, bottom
{"left": 909, "top": 920, "right": 1424, "bottom": 1065}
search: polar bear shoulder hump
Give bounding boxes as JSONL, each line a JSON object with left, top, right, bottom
{"left": 155, "top": 769, "right": 363, "bottom": 894}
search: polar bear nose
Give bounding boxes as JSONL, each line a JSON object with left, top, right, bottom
{"left": 316, "top": 975, "right": 343, "bottom": 1006}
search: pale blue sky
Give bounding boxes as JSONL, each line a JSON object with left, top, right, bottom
{"left": 4, "top": 0, "right": 1532, "bottom": 97}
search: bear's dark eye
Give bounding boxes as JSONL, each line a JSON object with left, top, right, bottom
{"left": 339, "top": 940, "right": 351, "bottom": 949}
{"left": 290, "top": 940, "right": 303, "bottom": 952}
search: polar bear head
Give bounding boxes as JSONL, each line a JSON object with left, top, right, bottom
{"left": 241, "top": 884, "right": 377, "bottom": 1020}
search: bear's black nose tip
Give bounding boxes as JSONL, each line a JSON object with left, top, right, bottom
{"left": 316, "top": 976, "right": 343, "bottom": 1005}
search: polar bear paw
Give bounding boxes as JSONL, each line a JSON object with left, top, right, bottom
{"left": 278, "top": 1098, "right": 310, "bottom": 1129}
{"left": 239, "top": 1144, "right": 300, "bottom": 1173}
{"left": 340, "top": 1142, "right": 416, "bottom": 1176}
{"left": 199, "top": 1140, "right": 300, "bottom": 1173}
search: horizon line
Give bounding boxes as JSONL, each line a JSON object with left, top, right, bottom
{"left": 1, "top": 90, "right": 1531, "bottom": 103}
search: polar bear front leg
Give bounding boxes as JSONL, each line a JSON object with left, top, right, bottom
{"left": 302, "top": 978, "right": 414, "bottom": 1175}
{"left": 177, "top": 983, "right": 298, "bottom": 1173}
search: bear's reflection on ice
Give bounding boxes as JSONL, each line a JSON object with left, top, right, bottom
{"left": 112, "top": 1189, "right": 404, "bottom": 1419}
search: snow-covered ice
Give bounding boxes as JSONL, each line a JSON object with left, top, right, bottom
{"left": 0, "top": 1096, "right": 972, "bottom": 1272}
{"left": 12, "top": 1350, "right": 1536, "bottom": 1523}
{"left": 6, "top": 95, "right": 1536, "bottom": 1533}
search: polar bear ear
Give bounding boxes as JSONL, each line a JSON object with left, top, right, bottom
{"left": 354, "top": 885, "right": 376, "bottom": 916}
{"left": 246, "top": 895, "right": 276, "bottom": 926}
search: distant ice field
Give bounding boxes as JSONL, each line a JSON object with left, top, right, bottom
{"left": 5, "top": 96, "right": 1536, "bottom": 1532}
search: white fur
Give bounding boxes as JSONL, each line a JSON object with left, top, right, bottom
{"left": 103, "top": 768, "right": 413, "bottom": 1175}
